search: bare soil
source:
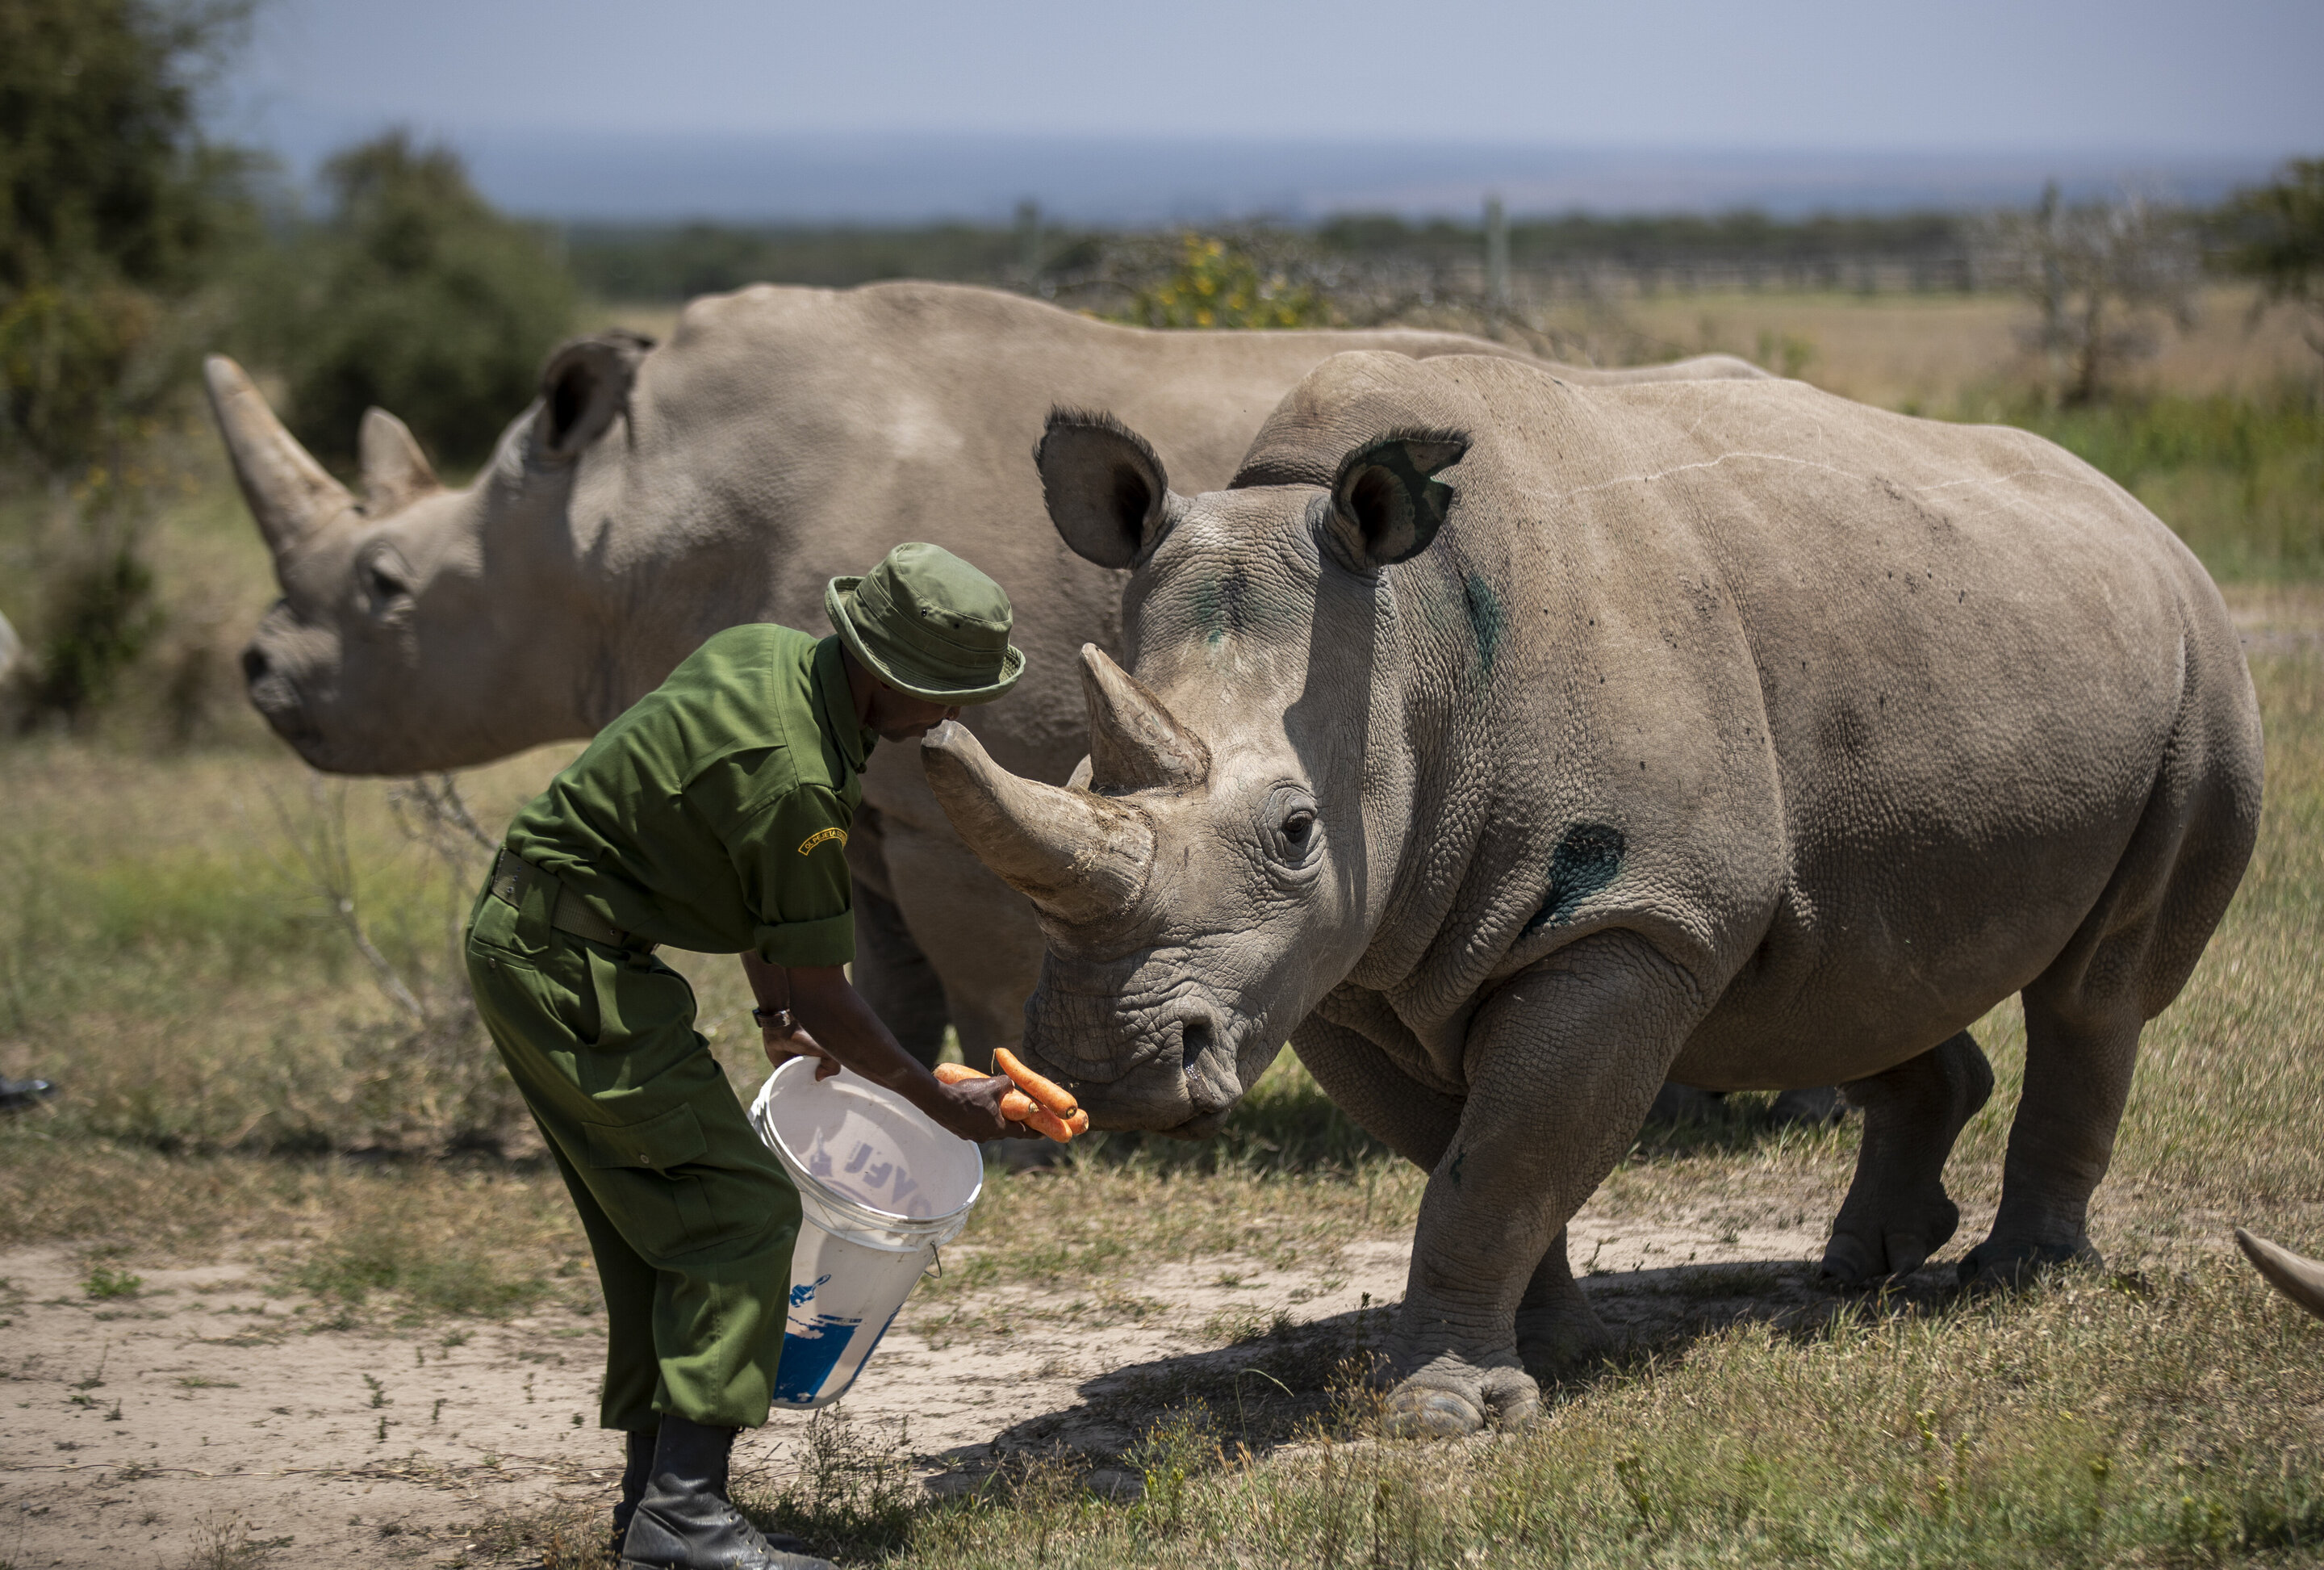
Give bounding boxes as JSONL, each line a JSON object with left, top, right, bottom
{"left": 0, "top": 1193, "right": 1845, "bottom": 1569}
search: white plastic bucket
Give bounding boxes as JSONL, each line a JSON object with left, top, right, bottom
{"left": 747, "top": 1057, "right": 984, "bottom": 1409}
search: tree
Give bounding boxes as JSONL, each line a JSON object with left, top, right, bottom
{"left": 2213, "top": 157, "right": 2324, "bottom": 361}
{"left": 256, "top": 132, "right": 576, "bottom": 470}
{"left": 1988, "top": 184, "right": 2200, "bottom": 405}
{"left": 0, "top": 0, "right": 255, "bottom": 727}
{"left": 0, "top": 0, "right": 253, "bottom": 473}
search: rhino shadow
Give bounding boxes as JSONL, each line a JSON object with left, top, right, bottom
{"left": 935, "top": 1255, "right": 1972, "bottom": 1481}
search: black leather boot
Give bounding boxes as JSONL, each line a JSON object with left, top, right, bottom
{"left": 608, "top": 1427, "right": 657, "bottom": 1558}
{"left": 620, "top": 1415, "right": 832, "bottom": 1570}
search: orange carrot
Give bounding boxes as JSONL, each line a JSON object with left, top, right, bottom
{"left": 1022, "top": 1104, "right": 1076, "bottom": 1142}
{"left": 993, "top": 1048, "right": 1078, "bottom": 1118}
{"left": 950, "top": 1064, "right": 1077, "bottom": 1141}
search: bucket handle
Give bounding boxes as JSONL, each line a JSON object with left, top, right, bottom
{"left": 923, "top": 1245, "right": 943, "bottom": 1280}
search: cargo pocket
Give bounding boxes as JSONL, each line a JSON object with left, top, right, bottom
{"left": 583, "top": 1102, "right": 723, "bottom": 1253}
{"left": 583, "top": 1103, "right": 708, "bottom": 1172}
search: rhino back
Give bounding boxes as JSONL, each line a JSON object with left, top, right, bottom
{"left": 576, "top": 283, "right": 1536, "bottom": 787}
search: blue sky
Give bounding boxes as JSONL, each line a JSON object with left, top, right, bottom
{"left": 239, "top": 0, "right": 2322, "bottom": 151}
{"left": 225, "top": 0, "right": 2324, "bottom": 220}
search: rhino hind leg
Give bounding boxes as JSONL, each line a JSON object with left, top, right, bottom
{"left": 1958, "top": 995, "right": 2137, "bottom": 1289}
{"left": 1770, "top": 1084, "right": 1845, "bottom": 1125}
{"left": 1820, "top": 1030, "right": 1994, "bottom": 1287}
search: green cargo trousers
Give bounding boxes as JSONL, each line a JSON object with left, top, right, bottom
{"left": 465, "top": 865, "right": 800, "bottom": 1433}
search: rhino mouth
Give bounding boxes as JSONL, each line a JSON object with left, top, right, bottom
{"left": 1044, "top": 1009, "right": 1249, "bottom": 1138}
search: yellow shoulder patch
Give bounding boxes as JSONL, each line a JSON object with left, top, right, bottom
{"left": 796, "top": 827, "right": 848, "bottom": 856}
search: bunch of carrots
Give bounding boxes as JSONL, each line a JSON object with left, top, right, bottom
{"left": 935, "top": 1049, "right": 1089, "bottom": 1141}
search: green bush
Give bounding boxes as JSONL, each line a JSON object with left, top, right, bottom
{"left": 1118, "top": 235, "right": 1331, "bottom": 331}
{"left": 253, "top": 132, "right": 575, "bottom": 471}
{"left": 1992, "top": 387, "right": 2324, "bottom": 580}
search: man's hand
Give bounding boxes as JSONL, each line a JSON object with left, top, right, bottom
{"left": 742, "top": 952, "right": 1044, "bottom": 1143}
{"left": 929, "top": 1070, "right": 1040, "bottom": 1143}
{"left": 763, "top": 1020, "right": 842, "bottom": 1081}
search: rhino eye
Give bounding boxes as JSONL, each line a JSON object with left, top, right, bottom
{"left": 358, "top": 546, "right": 414, "bottom": 613}
{"left": 1262, "top": 786, "right": 1323, "bottom": 869}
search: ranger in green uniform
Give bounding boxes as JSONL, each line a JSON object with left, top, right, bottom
{"left": 466, "top": 543, "right": 1034, "bottom": 1570}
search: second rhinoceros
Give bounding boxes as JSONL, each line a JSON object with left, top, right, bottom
{"left": 922, "top": 349, "right": 2263, "bottom": 1434}
{"left": 207, "top": 280, "right": 1762, "bottom": 1066}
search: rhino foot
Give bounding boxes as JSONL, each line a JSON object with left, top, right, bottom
{"left": 1820, "top": 1191, "right": 1961, "bottom": 1287}
{"left": 1958, "top": 1234, "right": 2100, "bottom": 1292}
{"left": 1381, "top": 1354, "right": 1540, "bottom": 1439}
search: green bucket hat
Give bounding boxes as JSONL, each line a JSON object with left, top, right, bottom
{"left": 825, "top": 542, "right": 1026, "bottom": 705}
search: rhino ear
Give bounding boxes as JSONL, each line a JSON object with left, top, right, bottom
{"left": 1326, "top": 432, "right": 1469, "bottom": 571}
{"left": 537, "top": 329, "right": 655, "bottom": 463}
{"left": 1037, "top": 408, "right": 1183, "bottom": 569}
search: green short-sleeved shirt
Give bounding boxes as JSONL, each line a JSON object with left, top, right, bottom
{"left": 504, "top": 625, "right": 878, "bottom": 967}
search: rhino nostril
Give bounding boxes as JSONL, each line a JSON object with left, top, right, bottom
{"left": 1180, "top": 1014, "right": 1243, "bottom": 1117}
{"left": 1181, "top": 1016, "right": 1214, "bottom": 1066}
{"left": 240, "top": 643, "right": 270, "bottom": 685}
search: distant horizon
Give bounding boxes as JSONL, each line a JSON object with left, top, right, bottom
{"left": 233, "top": 115, "right": 2296, "bottom": 227}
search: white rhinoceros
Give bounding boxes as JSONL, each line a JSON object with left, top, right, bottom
{"left": 207, "top": 281, "right": 1765, "bottom": 1063}
{"left": 919, "top": 348, "right": 2264, "bottom": 1434}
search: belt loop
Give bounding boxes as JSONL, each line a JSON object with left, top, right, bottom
{"left": 514, "top": 854, "right": 559, "bottom": 949}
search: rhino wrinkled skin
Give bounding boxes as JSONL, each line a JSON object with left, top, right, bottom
{"left": 922, "top": 350, "right": 2264, "bottom": 1436}
{"left": 207, "top": 281, "right": 1766, "bottom": 1066}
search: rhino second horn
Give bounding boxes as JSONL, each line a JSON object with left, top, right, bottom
{"left": 2236, "top": 1227, "right": 2324, "bottom": 1321}
{"left": 921, "top": 718, "right": 1153, "bottom": 927}
{"left": 203, "top": 355, "right": 352, "bottom": 559}
{"left": 1080, "top": 644, "right": 1210, "bottom": 792}
{"left": 358, "top": 407, "right": 441, "bottom": 515}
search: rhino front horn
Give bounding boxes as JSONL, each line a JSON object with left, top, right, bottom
{"left": 921, "top": 718, "right": 1153, "bottom": 927}
{"left": 1080, "top": 645, "right": 1210, "bottom": 792}
{"left": 2236, "top": 1227, "right": 2324, "bottom": 1321}
{"left": 203, "top": 355, "right": 353, "bottom": 560}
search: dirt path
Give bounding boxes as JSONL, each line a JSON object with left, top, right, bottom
{"left": 0, "top": 1197, "right": 1847, "bottom": 1569}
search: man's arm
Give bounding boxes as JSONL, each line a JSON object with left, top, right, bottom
{"left": 740, "top": 950, "right": 1026, "bottom": 1143}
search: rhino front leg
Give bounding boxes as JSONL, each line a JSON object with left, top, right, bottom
{"left": 1387, "top": 931, "right": 1702, "bottom": 1438}
{"left": 1514, "top": 1228, "right": 1604, "bottom": 1371}
{"left": 1289, "top": 1010, "right": 1462, "bottom": 1170}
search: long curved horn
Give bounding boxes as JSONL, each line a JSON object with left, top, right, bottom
{"left": 203, "top": 355, "right": 352, "bottom": 559}
{"left": 357, "top": 407, "right": 440, "bottom": 515}
{"left": 2236, "top": 1228, "right": 2324, "bottom": 1321}
{"left": 1080, "top": 644, "right": 1210, "bottom": 792}
{"left": 921, "top": 719, "right": 1152, "bottom": 927}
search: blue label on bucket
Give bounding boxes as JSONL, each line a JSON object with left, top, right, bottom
{"left": 774, "top": 1313, "right": 863, "bottom": 1405}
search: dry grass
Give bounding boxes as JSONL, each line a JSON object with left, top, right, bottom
{"left": 1621, "top": 283, "right": 2318, "bottom": 410}
{"left": 714, "top": 1257, "right": 2324, "bottom": 1569}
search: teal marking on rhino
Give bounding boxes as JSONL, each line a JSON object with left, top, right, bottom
{"left": 1524, "top": 823, "right": 1626, "bottom": 934}
{"left": 1463, "top": 573, "right": 1503, "bottom": 672}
